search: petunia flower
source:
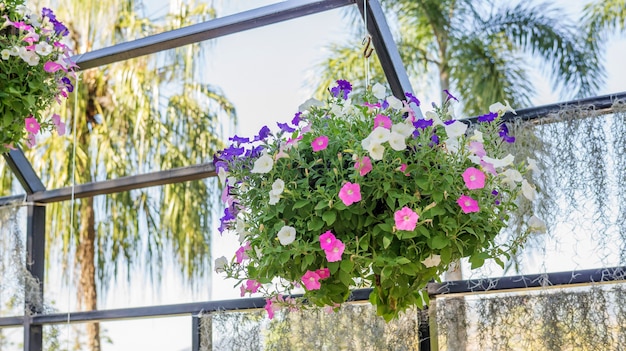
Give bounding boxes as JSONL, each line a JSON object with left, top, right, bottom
{"left": 319, "top": 231, "right": 337, "bottom": 251}
{"left": 372, "top": 83, "right": 386, "bottom": 99}
{"left": 324, "top": 239, "right": 345, "bottom": 262}
{"left": 354, "top": 156, "right": 373, "bottom": 176}
{"left": 421, "top": 254, "right": 441, "bottom": 268}
{"left": 264, "top": 298, "right": 277, "bottom": 319}
{"left": 394, "top": 206, "right": 419, "bottom": 231}
{"left": 235, "top": 243, "right": 251, "bottom": 264}
{"left": 251, "top": 154, "right": 274, "bottom": 174}
{"left": 443, "top": 89, "right": 458, "bottom": 102}
{"left": 477, "top": 112, "right": 497, "bottom": 123}
{"left": 368, "top": 126, "right": 391, "bottom": 144}
{"left": 443, "top": 120, "right": 467, "bottom": 139}
{"left": 521, "top": 179, "right": 536, "bottom": 201}
{"left": 462, "top": 167, "right": 486, "bottom": 190}
{"left": 457, "top": 195, "right": 479, "bottom": 213}
{"left": 214, "top": 256, "right": 228, "bottom": 273}
{"left": 388, "top": 131, "right": 407, "bottom": 151}
{"left": 24, "top": 116, "right": 40, "bottom": 134}
{"left": 311, "top": 135, "right": 329, "bottom": 151}
{"left": 374, "top": 114, "right": 392, "bottom": 129}
{"left": 301, "top": 270, "right": 322, "bottom": 290}
{"left": 277, "top": 226, "right": 296, "bottom": 245}
{"left": 405, "top": 92, "right": 420, "bottom": 106}
{"left": 338, "top": 182, "right": 361, "bottom": 206}
{"left": 391, "top": 121, "right": 414, "bottom": 138}
{"left": 386, "top": 96, "right": 403, "bottom": 110}
{"left": 528, "top": 215, "right": 547, "bottom": 234}
{"left": 489, "top": 100, "right": 516, "bottom": 115}
{"left": 316, "top": 268, "right": 331, "bottom": 280}
{"left": 468, "top": 141, "right": 486, "bottom": 157}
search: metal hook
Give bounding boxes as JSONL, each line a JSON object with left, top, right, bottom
{"left": 362, "top": 35, "right": 374, "bottom": 58}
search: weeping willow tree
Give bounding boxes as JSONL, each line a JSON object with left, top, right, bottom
{"left": 1, "top": 0, "right": 235, "bottom": 350}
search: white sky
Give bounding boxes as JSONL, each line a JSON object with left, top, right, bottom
{"left": 3, "top": 0, "right": 626, "bottom": 350}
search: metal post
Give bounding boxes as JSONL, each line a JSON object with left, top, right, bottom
{"left": 23, "top": 204, "right": 46, "bottom": 351}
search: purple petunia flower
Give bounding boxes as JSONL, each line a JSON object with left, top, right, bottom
{"left": 221, "top": 145, "right": 245, "bottom": 160}
{"left": 443, "top": 120, "right": 455, "bottom": 125}
{"left": 477, "top": 112, "right": 497, "bottom": 123}
{"left": 42, "top": 8, "right": 57, "bottom": 21}
{"left": 499, "top": 124, "right": 515, "bottom": 143}
{"left": 492, "top": 190, "right": 501, "bottom": 205}
{"left": 61, "top": 77, "right": 73, "bottom": 92}
{"left": 443, "top": 89, "right": 458, "bottom": 102}
{"left": 429, "top": 133, "right": 440, "bottom": 147}
{"left": 254, "top": 126, "right": 271, "bottom": 142}
{"left": 246, "top": 145, "right": 265, "bottom": 159}
{"left": 51, "top": 19, "right": 69, "bottom": 36}
{"left": 413, "top": 118, "right": 433, "bottom": 130}
{"left": 229, "top": 135, "right": 250, "bottom": 144}
{"left": 214, "top": 160, "right": 228, "bottom": 173}
{"left": 292, "top": 112, "right": 302, "bottom": 126}
{"left": 330, "top": 79, "right": 352, "bottom": 100}
{"left": 277, "top": 122, "right": 296, "bottom": 133}
{"left": 405, "top": 92, "right": 421, "bottom": 106}
{"left": 381, "top": 100, "right": 389, "bottom": 110}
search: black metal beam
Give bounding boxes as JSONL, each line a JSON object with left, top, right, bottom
{"left": 466, "top": 91, "right": 626, "bottom": 123}
{"left": 73, "top": 0, "right": 354, "bottom": 70}
{"left": 0, "top": 194, "right": 26, "bottom": 207}
{"left": 24, "top": 204, "right": 46, "bottom": 351}
{"left": 429, "top": 266, "right": 626, "bottom": 296}
{"left": 356, "top": 0, "right": 423, "bottom": 118}
{"left": 191, "top": 316, "right": 201, "bottom": 351}
{"left": 2, "top": 149, "right": 45, "bottom": 194}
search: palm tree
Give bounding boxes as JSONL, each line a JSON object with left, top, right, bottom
{"left": 1, "top": 0, "right": 235, "bottom": 350}
{"left": 315, "top": 0, "right": 605, "bottom": 116}
{"left": 583, "top": 0, "right": 626, "bottom": 40}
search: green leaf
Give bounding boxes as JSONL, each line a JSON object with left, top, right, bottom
{"left": 383, "top": 235, "right": 392, "bottom": 249}
{"left": 293, "top": 199, "right": 310, "bottom": 209}
{"left": 307, "top": 217, "right": 324, "bottom": 231}
{"left": 322, "top": 210, "right": 337, "bottom": 226}
{"left": 396, "top": 257, "right": 411, "bottom": 265}
{"left": 314, "top": 200, "right": 327, "bottom": 210}
{"left": 430, "top": 235, "right": 450, "bottom": 249}
{"left": 340, "top": 259, "right": 354, "bottom": 272}
{"left": 328, "top": 261, "right": 340, "bottom": 274}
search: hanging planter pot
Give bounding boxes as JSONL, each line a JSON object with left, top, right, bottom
{"left": 214, "top": 80, "right": 544, "bottom": 321}
{"left": 0, "top": 1, "right": 77, "bottom": 153}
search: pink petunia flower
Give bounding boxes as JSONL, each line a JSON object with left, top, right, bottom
{"left": 457, "top": 195, "right": 480, "bottom": 213}
{"left": 354, "top": 156, "right": 373, "bottom": 176}
{"left": 462, "top": 167, "right": 486, "bottom": 190}
{"left": 324, "top": 239, "right": 345, "bottom": 262}
{"left": 311, "top": 135, "right": 329, "bottom": 151}
{"left": 338, "top": 182, "right": 361, "bottom": 206}
{"left": 398, "top": 163, "right": 410, "bottom": 176}
{"left": 25, "top": 133, "right": 37, "bottom": 148}
{"left": 265, "top": 298, "right": 277, "bottom": 319}
{"left": 301, "top": 270, "right": 322, "bottom": 290}
{"left": 51, "top": 114, "right": 66, "bottom": 136}
{"left": 480, "top": 160, "right": 497, "bottom": 176}
{"left": 316, "top": 268, "right": 331, "bottom": 280}
{"left": 235, "top": 242, "right": 251, "bottom": 263}
{"left": 319, "top": 231, "right": 337, "bottom": 251}
{"left": 468, "top": 141, "right": 486, "bottom": 157}
{"left": 394, "top": 206, "right": 419, "bottom": 231}
{"left": 24, "top": 117, "right": 40, "bottom": 134}
{"left": 374, "top": 114, "right": 392, "bottom": 129}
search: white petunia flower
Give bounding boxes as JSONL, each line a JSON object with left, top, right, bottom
{"left": 368, "top": 126, "right": 391, "bottom": 144}
{"left": 443, "top": 120, "right": 468, "bottom": 138}
{"left": 528, "top": 215, "right": 547, "bottom": 234}
{"left": 271, "top": 178, "right": 285, "bottom": 195}
{"left": 268, "top": 193, "right": 280, "bottom": 205}
{"left": 251, "top": 154, "right": 274, "bottom": 174}
{"left": 372, "top": 83, "right": 387, "bottom": 100}
{"left": 468, "top": 155, "right": 482, "bottom": 165}
{"left": 277, "top": 226, "right": 296, "bottom": 245}
{"left": 388, "top": 131, "right": 407, "bottom": 151}
{"left": 367, "top": 142, "right": 385, "bottom": 160}
{"left": 217, "top": 167, "right": 229, "bottom": 187}
{"left": 521, "top": 179, "right": 536, "bottom": 201}
{"left": 444, "top": 138, "right": 460, "bottom": 154}
{"left": 35, "top": 42, "right": 52, "bottom": 56}
{"left": 482, "top": 154, "right": 514, "bottom": 169}
{"left": 425, "top": 111, "right": 443, "bottom": 126}
{"left": 236, "top": 219, "right": 249, "bottom": 243}
{"left": 501, "top": 169, "right": 523, "bottom": 185}
{"left": 387, "top": 96, "right": 403, "bottom": 110}
{"left": 422, "top": 254, "right": 441, "bottom": 268}
{"left": 214, "top": 256, "right": 228, "bottom": 273}
{"left": 0, "top": 49, "right": 10, "bottom": 60}
{"left": 489, "top": 100, "right": 516, "bottom": 115}
{"left": 391, "top": 121, "right": 414, "bottom": 138}
{"left": 527, "top": 157, "right": 540, "bottom": 175}
{"left": 470, "top": 130, "right": 484, "bottom": 142}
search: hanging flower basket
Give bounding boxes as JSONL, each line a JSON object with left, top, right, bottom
{"left": 214, "top": 80, "right": 543, "bottom": 321}
{"left": 0, "top": 0, "right": 77, "bottom": 153}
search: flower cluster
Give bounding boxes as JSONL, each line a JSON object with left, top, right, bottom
{"left": 214, "top": 80, "right": 542, "bottom": 321}
{"left": 0, "top": 0, "right": 77, "bottom": 153}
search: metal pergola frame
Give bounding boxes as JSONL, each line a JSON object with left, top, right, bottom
{"left": 1, "top": 1, "right": 626, "bottom": 350}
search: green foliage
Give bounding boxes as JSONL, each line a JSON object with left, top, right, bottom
{"left": 217, "top": 81, "right": 537, "bottom": 320}
{"left": 0, "top": 1, "right": 77, "bottom": 152}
